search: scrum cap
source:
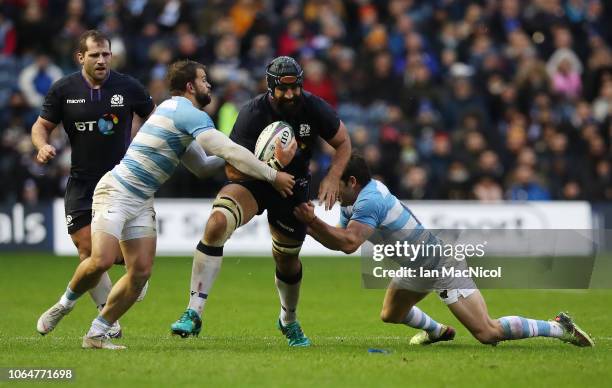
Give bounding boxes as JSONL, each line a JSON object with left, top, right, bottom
{"left": 266, "top": 56, "right": 303, "bottom": 93}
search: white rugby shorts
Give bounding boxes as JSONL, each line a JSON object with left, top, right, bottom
{"left": 390, "top": 257, "right": 477, "bottom": 305}
{"left": 91, "top": 172, "right": 157, "bottom": 241}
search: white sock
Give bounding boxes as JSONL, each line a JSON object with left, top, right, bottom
{"left": 275, "top": 268, "right": 302, "bottom": 325}
{"left": 59, "top": 286, "right": 82, "bottom": 309}
{"left": 187, "top": 242, "right": 223, "bottom": 316}
{"left": 90, "top": 272, "right": 112, "bottom": 310}
{"left": 86, "top": 315, "right": 112, "bottom": 338}
{"left": 402, "top": 306, "right": 443, "bottom": 337}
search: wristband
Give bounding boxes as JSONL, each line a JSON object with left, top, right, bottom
{"left": 267, "top": 156, "right": 284, "bottom": 170}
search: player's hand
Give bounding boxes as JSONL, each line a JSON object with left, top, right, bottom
{"left": 293, "top": 202, "right": 316, "bottom": 224}
{"left": 274, "top": 138, "right": 297, "bottom": 167}
{"left": 273, "top": 171, "right": 295, "bottom": 198}
{"left": 36, "top": 144, "right": 57, "bottom": 164}
{"left": 318, "top": 174, "right": 339, "bottom": 211}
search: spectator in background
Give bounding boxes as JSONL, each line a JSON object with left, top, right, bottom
{"left": 440, "top": 160, "right": 472, "bottom": 199}
{"left": 473, "top": 175, "right": 503, "bottom": 202}
{"left": 278, "top": 17, "right": 308, "bottom": 57}
{"left": 443, "top": 66, "right": 487, "bottom": 130}
{"left": 591, "top": 159, "right": 612, "bottom": 200}
{"left": 364, "top": 50, "right": 403, "bottom": 108}
{"left": 0, "top": 0, "right": 611, "bottom": 203}
{"left": 399, "top": 165, "right": 430, "bottom": 200}
{"left": 242, "top": 33, "right": 274, "bottom": 78}
{"left": 0, "top": 10, "right": 16, "bottom": 55}
{"left": 507, "top": 164, "right": 551, "bottom": 200}
{"left": 303, "top": 59, "right": 337, "bottom": 107}
{"left": 16, "top": 1, "right": 50, "bottom": 55}
{"left": 592, "top": 78, "right": 612, "bottom": 122}
{"left": 549, "top": 55, "right": 582, "bottom": 101}
{"left": 18, "top": 53, "right": 63, "bottom": 109}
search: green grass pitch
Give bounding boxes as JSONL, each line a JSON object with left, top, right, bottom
{"left": 1, "top": 253, "right": 611, "bottom": 387}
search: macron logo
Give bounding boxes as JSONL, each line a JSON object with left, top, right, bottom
{"left": 67, "top": 99, "right": 86, "bottom": 104}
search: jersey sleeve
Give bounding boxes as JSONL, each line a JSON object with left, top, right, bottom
{"left": 174, "top": 105, "right": 216, "bottom": 138}
{"left": 129, "top": 77, "right": 155, "bottom": 118}
{"left": 313, "top": 96, "right": 340, "bottom": 141}
{"left": 350, "top": 194, "right": 382, "bottom": 228}
{"left": 339, "top": 208, "right": 350, "bottom": 228}
{"left": 39, "top": 80, "right": 63, "bottom": 124}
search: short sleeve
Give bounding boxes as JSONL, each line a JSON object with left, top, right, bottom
{"left": 339, "top": 208, "right": 350, "bottom": 228}
{"left": 40, "top": 80, "right": 63, "bottom": 124}
{"left": 174, "top": 104, "right": 215, "bottom": 138}
{"left": 129, "top": 77, "right": 155, "bottom": 118}
{"left": 312, "top": 96, "right": 340, "bottom": 141}
{"left": 350, "top": 196, "right": 381, "bottom": 228}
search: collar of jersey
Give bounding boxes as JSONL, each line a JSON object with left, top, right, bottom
{"left": 171, "top": 96, "right": 193, "bottom": 106}
{"left": 356, "top": 180, "right": 377, "bottom": 202}
{"left": 80, "top": 70, "right": 111, "bottom": 90}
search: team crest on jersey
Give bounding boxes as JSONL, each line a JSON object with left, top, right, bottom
{"left": 110, "top": 94, "right": 124, "bottom": 107}
{"left": 299, "top": 124, "right": 311, "bottom": 137}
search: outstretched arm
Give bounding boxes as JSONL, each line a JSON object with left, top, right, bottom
{"left": 196, "top": 129, "right": 277, "bottom": 182}
{"left": 293, "top": 202, "right": 374, "bottom": 254}
{"left": 196, "top": 129, "right": 296, "bottom": 197}
{"left": 181, "top": 141, "right": 225, "bottom": 178}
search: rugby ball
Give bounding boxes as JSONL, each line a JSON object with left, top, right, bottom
{"left": 254, "top": 121, "right": 294, "bottom": 161}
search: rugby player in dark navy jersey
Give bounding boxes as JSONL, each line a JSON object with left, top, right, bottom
{"left": 171, "top": 56, "right": 352, "bottom": 346}
{"left": 31, "top": 30, "right": 154, "bottom": 337}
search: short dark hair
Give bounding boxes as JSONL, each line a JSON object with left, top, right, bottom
{"left": 341, "top": 153, "right": 371, "bottom": 187}
{"left": 166, "top": 60, "right": 206, "bottom": 96}
{"left": 78, "top": 30, "right": 111, "bottom": 54}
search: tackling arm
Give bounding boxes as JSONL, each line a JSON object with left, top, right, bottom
{"left": 181, "top": 141, "right": 226, "bottom": 178}
{"left": 195, "top": 129, "right": 277, "bottom": 183}
{"left": 294, "top": 202, "right": 374, "bottom": 254}
{"left": 308, "top": 218, "right": 374, "bottom": 254}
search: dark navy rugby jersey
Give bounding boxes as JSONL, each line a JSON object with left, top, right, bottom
{"left": 229, "top": 91, "right": 340, "bottom": 177}
{"left": 40, "top": 70, "right": 154, "bottom": 180}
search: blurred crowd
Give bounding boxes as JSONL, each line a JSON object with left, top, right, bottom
{"left": 1, "top": 0, "right": 611, "bottom": 204}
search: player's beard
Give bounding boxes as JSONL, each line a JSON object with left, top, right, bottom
{"left": 275, "top": 94, "right": 303, "bottom": 116}
{"left": 195, "top": 89, "right": 212, "bottom": 108}
{"left": 87, "top": 65, "right": 109, "bottom": 83}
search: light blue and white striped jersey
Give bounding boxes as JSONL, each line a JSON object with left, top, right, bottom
{"left": 111, "top": 96, "right": 214, "bottom": 199}
{"left": 340, "top": 179, "right": 432, "bottom": 245}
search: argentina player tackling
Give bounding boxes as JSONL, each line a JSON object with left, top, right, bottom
{"left": 36, "top": 60, "right": 296, "bottom": 349}
{"left": 294, "top": 154, "right": 594, "bottom": 348}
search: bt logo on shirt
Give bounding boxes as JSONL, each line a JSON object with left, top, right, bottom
{"left": 74, "top": 113, "right": 118, "bottom": 135}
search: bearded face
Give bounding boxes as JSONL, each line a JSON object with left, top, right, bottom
{"left": 192, "top": 68, "right": 212, "bottom": 109}
{"left": 272, "top": 85, "right": 303, "bottom": 115}
{"left": 195, "top": 84, "right": 212, "bottom": 107}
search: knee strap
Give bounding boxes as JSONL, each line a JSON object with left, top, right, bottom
{"left": 272, "top": 238, "right": 302, "bottom": 256}
{"left": 208, "top": 196, "right": 243, "bottom": 245}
